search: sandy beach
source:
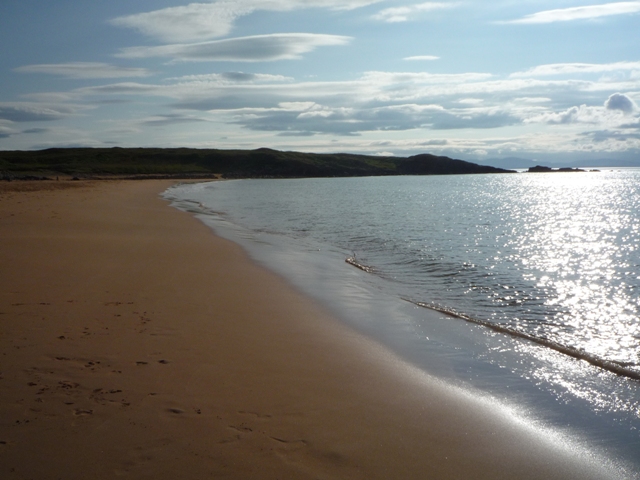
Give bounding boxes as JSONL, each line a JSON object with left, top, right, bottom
{"left": 0, "top": 179, "right": 620, "bottom": 479}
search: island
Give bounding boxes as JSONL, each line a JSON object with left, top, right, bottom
{"left": 527, "top": 165, "right": 597, "bottom": 173}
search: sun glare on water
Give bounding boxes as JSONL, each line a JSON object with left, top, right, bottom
{"left": 512, "top": 170, "right": 639, "bottom": 368}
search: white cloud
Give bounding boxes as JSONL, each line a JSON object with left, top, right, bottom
{"left": 297, "top": 104, "right": 342, "bottom": 119}
{"left": 605, "top": 92, "right": 637, "bottom": 113}
{"left": 511, "top": 61, "right": 640, "bottom": 78}
{"left": 504, "top": 1, "right": 640, "bottom": 24}
{"left": 14, "top": 62, "right": 152, "bottom": 79}
{"left": 526, "top": 105, "right": 599, "bottom": 124}
{"left": 110, "top": 0, "right": 382, "bottom": 43}
{"left": 372, "top": 2, "right": 457, "bottom": 22}
{"left": 115, "top": 34, "right": 352, "bottom": 62}
{"left": 110, "top": 3, "right": 251, "bottom": 43}
{"left": 525, "top": 101, "right": 638, "bottom": 126}
{"left": 404, "top": 55, "right": 440, "bottom": 61}
{"left": 458, "top": 98, "right": 484, "bottom": 105}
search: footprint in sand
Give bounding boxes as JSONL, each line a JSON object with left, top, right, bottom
{"left": 58, "top": 381, "right": 80, "bottom": 389}
{"left": 270, "top": 437, "right": 306, "bottom": 445}
{"left": 229, "top": 424, "right": 253, "bottom": 433}
{"left": 238, "top": 410, "right": 273, "bottom": 419}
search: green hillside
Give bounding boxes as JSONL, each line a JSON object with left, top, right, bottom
{"left": 0, "top": 147, "right": 512, "bottom": 178}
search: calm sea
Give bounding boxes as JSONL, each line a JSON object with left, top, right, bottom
{"left": 165, "top": 170, "right": 640, "bottom": 475}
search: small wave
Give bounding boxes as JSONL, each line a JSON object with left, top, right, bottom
{"left": 345, "top": 256, "right": 375, "bottom": 273}
{"left": 407, "top": 299, "right": 640, "bottom": 382}
{"left": 345, "top": 255, "right": 640, "bottom": 381}
{"left": 174, "top": 198, "right": 227, "bottom": 217}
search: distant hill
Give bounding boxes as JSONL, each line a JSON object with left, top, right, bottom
{"left": 563, "top": 158, "right": 640, "bottom": 169}
{"left": 0, "top": 147, "right": 513, "bottom": 178}
{"left": 396, "top": 154, "right": 511, "bottom": 175}
{"left": 475, "top": 157, "right": 541, "bottom": 170}
{"left": 476, "top": 156, "right": 640, "bottom": 170}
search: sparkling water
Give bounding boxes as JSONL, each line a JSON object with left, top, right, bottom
{"left": 165, "top": 169, "right": 640, "bottom": 474}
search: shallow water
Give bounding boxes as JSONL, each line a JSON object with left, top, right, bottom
{"left": 165, "top": 170, "right": 640, "bottom": 476}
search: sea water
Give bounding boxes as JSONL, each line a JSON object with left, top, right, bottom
{"left": 165, "top": 170, "right": 640, "bottom": 475}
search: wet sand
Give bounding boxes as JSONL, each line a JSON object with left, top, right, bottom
{"left": 0, "top": 179, "right": 619, "bottom": 479}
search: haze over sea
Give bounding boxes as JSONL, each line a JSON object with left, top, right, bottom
{"left": 166, "top": 169, "right": 640, "bottom": 475}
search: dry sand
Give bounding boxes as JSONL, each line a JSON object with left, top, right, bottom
{"left": 0, "top": 180, "right": 619, "bottom": 479}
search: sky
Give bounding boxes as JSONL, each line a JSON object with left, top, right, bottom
{"left": 1, "top": 0, "right": 639, "bottom": 163}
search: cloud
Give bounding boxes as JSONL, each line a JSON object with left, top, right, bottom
{"left": 372, "top": 2, "right": 457, "bottom": 22}
{"left": 511, "top": 61, "right": 640, "bottom": 78}
{"left": 68, "top": 69, "right": 625, "bottom": 118}
{"left": 404, "top": 55, "right": 440, "bottom": 61}
{"left": 237, "top": 104, "right": 361, "bottom": 136}
{"left": 0, "top": 103, "right": 78, "bottom": 122}
{"left": 31, "top": 140, "right": 112, "bottom": 149}
{"left": 110, "top": 3, "right": 252, "bottom": 43}
{"left": 504, "top": 1, "right": 640, "bottom": 24}
{"left": 149, "top": 70, "right": 503, "bottom": 112}
{"left": 233, "top": 102, "right": 519, "bottom": 136}
{"left": 525, "top": 98, "right": 639, "bottom": 125}
{"left": 604, "top": 92, "right": 637, "bottom": 113}
{"left": 0, "top": 125, "right": 18, "bottom": 138}
{"left": 620, "top": 120, "right": 640, "bottom": 128}
{"left": 581, "top": 129, "right": 640, "bottom": 144}
{"left": 14, "top": 62, "right": 152, "bottom": 79}
{"left": 22, "top": 128, "right": 50, "bottom": 134}
{"left": 61, "top": 68, "right": 604, "bottom": 114}
{"left": 168, "top": 72, "right": 294, "bottom": 83}
{"left": 139, "top": 114, "right": 209, "bottom": 126}
{"left": 428, "top": 111, "right": 520, "bottom": 130}
{"left": 110, "top": 0, "right": 381, "bottom": 43}
{"left": 458, "top": 99, "right": 485, "bottom": 106}
{"left": 65, "top": 72, "right": 576, "bottom": 122}
{"left": 20, "top": 92, "right": 78, "bottom": 103}
{"left": 115, "top": 34, "right": 352, "bottom": 62}
{"left": 360, "top": 71, "right": 493, "bottom": 85}
{"left": 50, "top": 62, "right": 639, "bottom": 143}
{"left": 527, "top": 105, "right": 599, "bottom": 124}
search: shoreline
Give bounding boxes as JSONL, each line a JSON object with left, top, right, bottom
{"left": 0, "top": 180, "right": 623, "bottom": 479}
